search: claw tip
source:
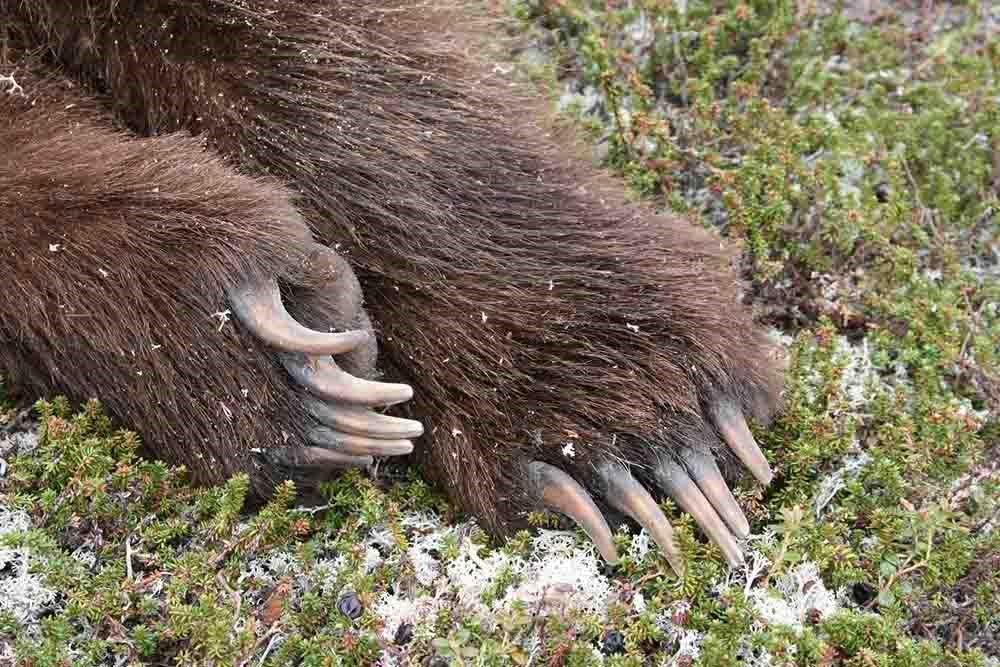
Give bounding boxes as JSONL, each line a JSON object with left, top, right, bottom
{"left": 529, "top": 461, "right": 618, "bottom": 566}
{"left": 712, "top": 401, "right": 773, "bottom": 487}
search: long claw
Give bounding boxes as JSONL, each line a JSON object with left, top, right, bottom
{"left": 599, "top": 465, "right": 684, "bottom": 575}
{"left": 278, "top": 446, "right": 373, "bottom": 469}
{"left": 309, "top": 426, "right": 413, "bottom": 457}
{"left": 654, "top": 458, "right": 744, "bottom": 567}
{"left": 305, "top": 398, "right": 424, "bottom": 440}
{"left": 528, "top": 462, "right": 618, "bottom": 564}
{"left": 227, "top": 279, "right": 371, "bottom": 355}
{"left": 711, "top": 402, "right": 773, "bottom": 486}
{"left": 682, "top": 447, "right": 751, "bottom": 538}
{"left": 282, "top": 354, "right": 413, "bottom": 406}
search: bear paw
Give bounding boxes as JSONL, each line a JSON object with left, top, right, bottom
{"left": 525, "top": 401, "right": 771, "bottom": 575}
{"left": 227, "top": 243, "right": 423, "bottom": 470}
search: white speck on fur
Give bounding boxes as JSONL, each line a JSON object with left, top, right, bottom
{"left": 0, "top": 73, "right": 25, "bottom": 96}
{"left": 210, "top": 309, "right": 232, "bottom": 331}
{"left": 561, "top": 442, "right": 576, "bottom": 458}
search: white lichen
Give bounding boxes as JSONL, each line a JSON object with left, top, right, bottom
{"left": 0, "top": 430, "right": 39, "bottom": 458}
{"left": 497, "top": 531, "right": 611, "bottom": 617}
{"left": 628, "top": 529, "right": 651, "bottom": 562}
{"left": 373, "top": 591, "right": 443, "bottom": 642}
{"left": 0, "top": 508, "right": 30, "bottom": 538}
{"left": 656, "top": 601, "right": 703, "bottom": 666}
{"left": 748, "top": 562, "right": 840, "bottom": 631}
{"left": 0, "top": 547, "right": 58, "bottom": 627}
{"left": 814, "top": 451, "right": 872, "bottom": 517}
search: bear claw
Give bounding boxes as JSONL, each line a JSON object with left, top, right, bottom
{"left": 308, "top": 426, "right": 414, "bottom": 457}
{"left": 272, "top": 446, "right": 373, "bottom": 470}
{"left": 305, "top": 397, "right": 423, "bottom": 440}
{"left": 711, "top": 401, "right": 773, "bottom": 486}
{"left": 599, "top": 465, "right": 684, "bottom": 575}
{"left": 227, "top": 279, "right": 372, "bottom": 355}
{"left": 281, "top": 353, "right": 413, "bottom": 406}
{"left": 654, "top": 458, "right": 744, "bottom": 567}
{"left": 227, "top": 273, "right": 421, "bottom": 453}
{"left": 529, "top": 461, "right": 619, "bottom": 564}
{"left": 529, "top": 403, "right": 772, "bottom": 572}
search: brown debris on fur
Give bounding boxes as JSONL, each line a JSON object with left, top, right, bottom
{"left": 1, "top": 1, "right": 783, "bottom": 536}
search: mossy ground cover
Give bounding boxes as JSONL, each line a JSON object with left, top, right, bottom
{"left": 1, "top": 1, "right": 997, "bottom": 665}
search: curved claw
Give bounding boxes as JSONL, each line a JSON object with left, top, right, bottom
{"left": 528, "top": 462, "right": 618, "bottom": 564}
{"left": 309, "top": 426, "right": 413, "bottom": 457}
{"left": 305, "top": 397, "right": 424, "bottom": 440}
{"left": 275, "top": 445, "right": 373, "bottom": 469}
{"left": 282, "top": 353, "right": 413, "bottom": 406}
{"left": 599, "top": 465, "right": 683, "bottom": 575}
{"left": 227, "top": 279, "right": 371, "bottom": 355}
{"left": 681, "top": 446, "right": 750, "bottom": 538}
{"left": 654, "top": 458, "right": 744, "bottom": 567}
{"left": 711, "top": 402, "right": 773, "bottom": 486}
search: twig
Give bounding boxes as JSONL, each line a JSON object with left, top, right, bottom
{"left": 634, "top": 568, "right": 666, "bottom": 587}
{"left": 125, "top": 536, "right": 134, "bottom": 581}
{"left": 901, "top": 155, "right": 943, "bottom": 245}
{"left": 291, "top": 503, "right": 332, "bottom": 516}
{"left": 865, "top": 521, "right": 935, "bottom": 608}
{"left": 236, "top": 624, "right": 282, "bottom": 667}
{"left": 257, "top": 631, "right": 283, "bottom": 667}
{"left": 865, "top": 555, "right": 927, "bottom": 609}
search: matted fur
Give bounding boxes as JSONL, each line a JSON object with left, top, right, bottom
{"left": 2, "top": 0, "right": 782, "bottom": 535}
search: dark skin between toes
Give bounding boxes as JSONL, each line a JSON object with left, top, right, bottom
{"left": 0, "top": 0, "right": 784, "bottom": 574}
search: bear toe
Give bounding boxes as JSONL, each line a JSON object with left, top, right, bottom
{"left": 225, "top": 244, "right": 423, "bottom": 464}
{"left": 524, "top": 400, "right": 773, "bottom": 574}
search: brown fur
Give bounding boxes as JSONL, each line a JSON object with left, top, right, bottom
{"left": 1, "top": 0, "right": 782, "bottom": 535}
